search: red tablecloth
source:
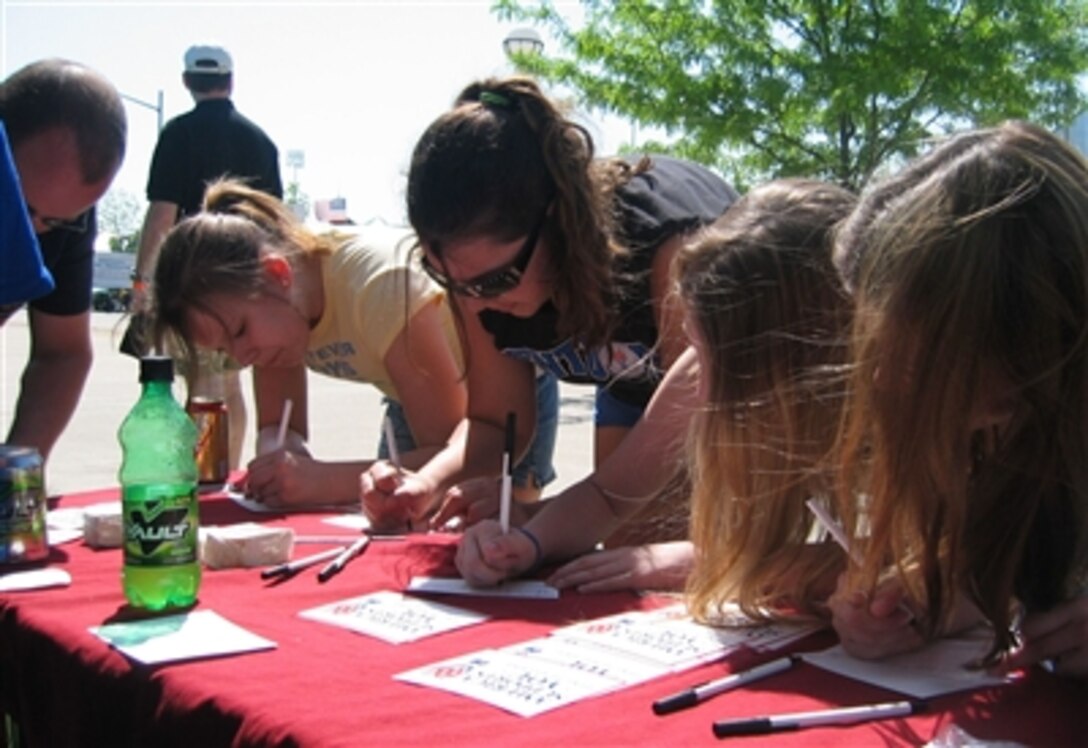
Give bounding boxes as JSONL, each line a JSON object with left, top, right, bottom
{"left": 0, "top": 487, "right": 1082, "bottom": 747}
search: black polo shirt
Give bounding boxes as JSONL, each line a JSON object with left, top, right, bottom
{"left": 146, "top": 98, "right": 282, "bottom": 217}
{"left": 0, "top": 209, "right": 95, "bottom": 324}
{"left": 478, "top": 155, "right": 738, "bottom": 410}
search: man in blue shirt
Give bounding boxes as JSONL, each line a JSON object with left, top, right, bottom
{"left": 0, "top": 59, "right": 126, "bottom": 465}
{"left": 0, "top": 122, "right": 52, "bottom": 307}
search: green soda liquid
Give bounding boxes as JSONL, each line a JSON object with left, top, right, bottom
{"left": 121, "top": 483, "right": 201, "bottom": 610}
{"left": 118, "top": 357, "right": 201, "bottom": 611}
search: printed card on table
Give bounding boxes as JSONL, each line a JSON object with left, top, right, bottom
{"left": 396, "top": 649, "right": 621, "bottom": 717}
{"left": 90, "top": 609, "right": 276, "bottom": 665}
{"left": 299, "top": 590, "right": 488, "bottom": 644}
{"left": 321, "top": 513, "right": 372, "bottom": 531}
{"left": 554, "top": 605, "right": 745, "bottom": 670}
{"left": 407, "top": 576, "right": 560, "bottom": 600}
{"left": 47, "top": 501, "right": 121, "bottom": 545}
{"left": 396, "top": 603, "right": 826, "bottom": 715}
{"left": 0, "top": 567, "right": 71, "bottom": 592}
{"left": 553, "top": 603, "right": 820, "bottom": 670}
{"left": 501, "top": 636, "right": 669, "bottom": 686}
{"left": 803, "top": 627, "right": 1017, "bottom": 698}
{"left": 704, "top": 602, "right": 825, "bottom": 652}
{"left": 224, "top": 489, "right": 353, "bottom": 516}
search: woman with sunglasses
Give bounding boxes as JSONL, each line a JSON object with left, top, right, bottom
{"left": 151, "top": 178, "right": 469, "bottom": 509}
{"left": 361, "top": 76, "right": 737, "bottom": 535}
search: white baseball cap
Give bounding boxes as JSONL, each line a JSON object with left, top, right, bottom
{"left": 184, "top": 44, "right": 233, "bottom": 74}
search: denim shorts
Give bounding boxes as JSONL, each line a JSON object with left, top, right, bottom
{"left": 594, "top": 385, "right": 646, "bottom": 428}
{"left": 379, "top": 370, "right": 558, "bottom": 490}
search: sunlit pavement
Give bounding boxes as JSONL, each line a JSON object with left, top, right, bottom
{"left": 1, "top": 310, "right": 595, "bottom": 500}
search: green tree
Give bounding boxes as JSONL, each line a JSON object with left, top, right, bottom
{"left": 97, "top": 188, "right": 145, "bottom": 253}
{"left": 495, "top": 0, "right": 1088, "bottom": 189}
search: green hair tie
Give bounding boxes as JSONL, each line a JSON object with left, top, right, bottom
{"left": 479, "top": 91, "right": 511, "bottom": 108}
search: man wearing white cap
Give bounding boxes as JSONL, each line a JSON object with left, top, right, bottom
{"left": 132, "top": 43, "right": 283, "bottom": 468}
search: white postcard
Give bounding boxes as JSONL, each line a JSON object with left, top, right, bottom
{"left": 802, "top": 628, "right": 1017, "bottom": 698}
{"left": 90, "top": 609, "right": 276, "bottom": 665}
{"left": 299, "top": 590, "right": 488, "bottom": 644}
{"left": 407, "top": 576, "right": 560, "bottom": 600}
{"left": 0, "top": 567, "right": 71, "bottom": 592}
{"left": 47, "top": 501, "right": 121, "bottom": 545}
{"left": 396, "top": 604, "right": 827, "bottom": 715}
{"left": 700, "top": 602, "right": 825, "bottom": 652}
{"left": 321, "top": 513, "right": 372, "bottom": 531}
{"left": 554, "top": 608, "right": 748, "bottom": 670}
{"left": 501, "top": 636, "right": 668, "bottom": 686}
{"left": 396, "top": 649, "right": 620, "bottom": 717}
{"left": 223, "top": 489, "right": 350, "bottom": 515}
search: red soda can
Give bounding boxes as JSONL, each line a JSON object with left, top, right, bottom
{"left": 187, "top": 397, "right": 229, "bottom": 484}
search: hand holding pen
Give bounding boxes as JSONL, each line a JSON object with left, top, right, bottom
{"left": 360, "top": 417, "right": 420, "bottom": 534}
{"left": 275, "top": 398, "right": 294, "bottom": 450}
{"left": 382, "top": 415, "right": 402, "bottom": 475}
{"left": 498, "top": 412, "right": 516, "bottom": 534}
{"left": 806, "top": 499, "right": 923, "bottom": 657}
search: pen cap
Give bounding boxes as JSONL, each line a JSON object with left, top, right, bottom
{"left": 712, "top": 718, "right": 778, "bottom": 738}
{"left": 504, "top": 412, "right": 516, "bottom": 456}
{"left": 652, "top": 691, "right": 698, "bottom": 716}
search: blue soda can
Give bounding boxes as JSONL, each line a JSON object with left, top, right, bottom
{"left": 0, "top": 446, "right": 48, "bottom": 564}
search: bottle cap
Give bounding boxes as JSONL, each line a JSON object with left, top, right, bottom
{"left": 139, "top": 356, "right": 175, "bottom": 383}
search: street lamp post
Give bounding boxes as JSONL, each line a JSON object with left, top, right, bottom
{"left": 120, "top": 90, "right": 164, "bottom": 132}
{"left": 503, "top": 27, "right": 544, "bottom": 64}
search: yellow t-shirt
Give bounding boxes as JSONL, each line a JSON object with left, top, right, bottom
{"left": 305, "top": 228, "right": 460, "bottom": 401}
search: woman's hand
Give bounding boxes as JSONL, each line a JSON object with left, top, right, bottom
{"left": 255, "top": 425, "right": 309, "bottom": 457}
{"left": 547, "top": 541, "right": 694, "bottom": 593}
{"left": 829, "top": 574, "right": 923, "bottom": 659}
{"left": 360, "top": 461, "right": 438, "bottom": 535}
{"left": 455, "top": 519, "right": 538, "bottom": 587}
{"left": 244, "top": 449, "right": 326, "bottom": 507}
{"left": 1003, "top": 596, "right": 1088, "bottom": 678}
{"left": 431, "top": 477, "right": 502, "bottom": 530}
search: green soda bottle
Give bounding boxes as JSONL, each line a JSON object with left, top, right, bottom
{"left": 118, "top": 356, "right": 201, "bottom": 610}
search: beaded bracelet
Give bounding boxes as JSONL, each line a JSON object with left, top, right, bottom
{"left": 512, "top": 525, "right": 543, "bottom": 574}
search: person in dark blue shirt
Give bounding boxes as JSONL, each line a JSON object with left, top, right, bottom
{"left": 0, "top": 122, "right": 52, "bottom": 307}
{"left": 0, "top": 59, "right": 126, "bottom": 466}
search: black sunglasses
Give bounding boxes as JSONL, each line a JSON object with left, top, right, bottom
{"left": 422, "top": 208, "right": 549, "bottom": 299}
{"left": 26, "top": 204, "right": 89, "bottom": 234}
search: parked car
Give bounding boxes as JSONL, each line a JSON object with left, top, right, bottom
{"left": 92, "top": 288, "right": 130, "bottom": 313}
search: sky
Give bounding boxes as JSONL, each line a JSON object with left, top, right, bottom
{"left": 3, "top": 0, "right": 629, "bottom": 227}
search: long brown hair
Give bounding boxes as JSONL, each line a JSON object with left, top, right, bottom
{"left": 835, "top": 120, "right": 1088, "bottom": 659}
{"left": 680, "top": 179, "right": 855, "bottom": 622}
{"left": 152, "top": 178, "right": 335, "bottom": 366}
{"left": 406, "top": 75, "right": 640, "bottom": 349}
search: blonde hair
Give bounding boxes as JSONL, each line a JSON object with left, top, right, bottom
{"left": 680, "top": 179, "right": 855, "bottom": 622}
{"left": 835, "top": 120, "right": 1088, "bottom": 659}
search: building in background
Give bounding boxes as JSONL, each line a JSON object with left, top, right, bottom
{"left": 314, "top": 196, "right": 354, "bottom": 225}
{"left": 91, "top": 252, "right": 135, "bottom": 311}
